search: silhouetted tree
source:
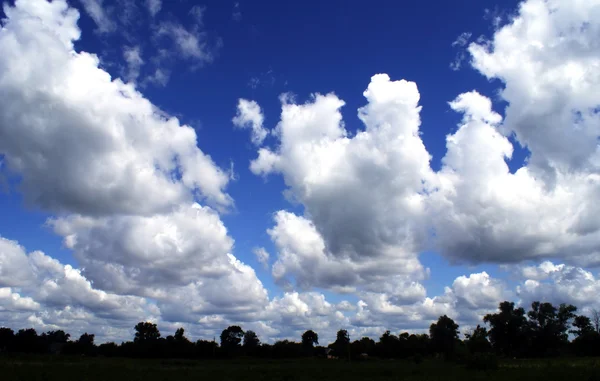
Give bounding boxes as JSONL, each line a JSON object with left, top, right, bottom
{"left": 527, "top": 301, "right": 576, "bottom": 356}
{"left": 330, "top": 329, "right": 350, "bottom": 358}
{"left": 429, "top": 315, "right": 459, "bottom": 358}
{"left": 98, "top": 342, "right": 119, "bottom": 357}
{"left": 484, "top": 301, "right": 527, "bottom": 357}
{"left": 464, "top": 325, "right": 491, "bottom": 353}
{"left": 301, "top": 330, "right": 319, "bottom": 349}
{"left": 220, "top": 326, "right": 244, "bottom": 354}
{"left": 0, "top": 327, "right": 14, "bottom": 352}
{"left": 272, "top": 340, "right": 302, "bottom": 358}
{"left": 134, "top": 322, "right": 161, "bottom": 343}
{"left": 592, "top": 309, "right": 600, "bottom": 333}
{"left": 571, "top": 315, "right": 600, "bottom": 357}
{"left": 174, "top": 328, "right": 186, "bottom": 341}
{"left": 571, "top": 315, "right": 594, "bottom": 337}
{"left": 14, "top": 328, "right": 43, "bottom": 353}
{"left": 351, "top": 337, "right": 375, "bottom": 358}
{"left": 376, "top": 330, "right": 399, "bottom": 358}
{"left": 196, "top": 339, "right": 218, "bottom": 358}
{"left": 243, "top": 330, "right": 260, "bottom": 354}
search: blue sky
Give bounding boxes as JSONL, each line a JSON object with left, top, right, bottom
{"left": 1, "top": 0, "right": 599, "bottom": 343}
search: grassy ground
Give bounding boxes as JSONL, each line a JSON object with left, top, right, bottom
{"left": 1, "top": 356, "right": 600, "bottom": 381}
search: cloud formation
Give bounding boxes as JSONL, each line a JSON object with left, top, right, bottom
{"left": 0, "top": 0, "right": 599, "bottom": 345}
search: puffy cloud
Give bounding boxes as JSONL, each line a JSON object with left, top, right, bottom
{"left": 233, "top": 99, "right": 268, "bottom": 145}
{"left": 252, "top": 75, "right": 432, "bottom": 294}
{"left": 269, "top": 211, "right": 425, "bottom": 294}
{"left": 0, "top": 288, "right": 40, "bottom": 312}
{"left": 515, "top": 261, "right": 600, "bottom": 311}
{"left": 469, "top": 0, "right": 600, "bottom": 182}
{"left": 249, "top": 0, "right": 600, "bottom": 291}
{"left": 0, "top": 0, "right": 232, "bottom": 215}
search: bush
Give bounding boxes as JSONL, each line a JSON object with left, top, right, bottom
{"left": 466, "top": 353, "right": 498, "bottom": 371}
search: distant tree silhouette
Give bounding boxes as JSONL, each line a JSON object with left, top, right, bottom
{"left": 15, "top": 328, "right": 43, "bottom": 353}
{"left": 134, "top": 322, "right": 161, "bottom": 343}
{"left": 592, "top": 309, "right": 600, "bottom": 333}
{"left": 243, "top": 330, "right": 260, "bottom": 355}
{"left": 527, "top": 301, "right": 576, "bottom": 356}
{"left": 484, "top": 301, "right": 527, "bottom": 357}
{"left": 571, "top": 315, "right": 594, "bottom": 337}
{"left": 220, "top": 326, "right": 244, "bottom": 354}
{"left": 0, "top": 327, "right": 14, "bottom": 352}
{"left": 330, "top": 329, "right": 350, "bottom": 358}
{"left": 301, "top": 330, "right": 319, "bottom": 349}
{"left": 429, "top": 315, "right": 459, "bottom": 358}
{"left": 174, "top": 328, "right": 186, "bottom": 341}
{"left": 464, "top": 325, "right": 491, "bottom": 353}
{"left": 351, "top": 337, "right": 375, "bottom": 358}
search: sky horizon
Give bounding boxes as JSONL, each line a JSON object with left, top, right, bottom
{"left": 1, "top": 0, "right": 600, "bottom": 344}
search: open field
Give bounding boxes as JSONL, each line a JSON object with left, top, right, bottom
{"left": 2, "top": 356, "right": 600, "bottom": 381}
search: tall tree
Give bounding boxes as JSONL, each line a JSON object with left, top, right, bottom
{"left": 484, "top": 301, "right": 527, "bottom": 357}
{"left": 592, "top": 309, "right": 600, "bottom": 333}
{"left": 464, "top": 325, "right": 491, "bottom": 353}
{"left": 571, "top": 315, "right": 594, "bottom": 337}
{"left": 174, "top": 328, "right": 187, "bottom": 342}
{"left": 0, "top": 327, "right": 14, "bottom": 351}
{"left": 527, "top": 302, "right": 576, "bottom": 355}
{"left": 220, "top": 326, "right": 244, "bottom": 352}
{"left": 134, "top": 322, "right": 161, "bottom": 343}
{"left": 331, "top": 329, "right": 350, "bottom": 358}
{"left": 243, "top": 330, "right": 260, "bottom": 349}
{"left": 301, "top": 330, "right": 319, "bottom": 348}
{"left": 429, "top": 315, "right": 459, "bottom": 357}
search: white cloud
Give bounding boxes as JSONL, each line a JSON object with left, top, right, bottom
{"left": 253, "top": 247, "right": 270, "bottom": 269}
{"left": 144, "top": 68, "right": 170, "bottom": 87}
{"left": 123, "top": 45, "right": 144, "bottom": 82}
{"left": 515, "top": 261, "right": 600, "bottom": 312}
{"left": 146, "top": 0, "right": 161, "bottom": 17}
{"left": 79, "top": 0, "right": 116, "bottom": 34}
{"left": 233, "top": 99, "right": 268, "bottom": 145}
{"left": 0, "top": 0, "right": 232, "bottom": 215}
{"left": 155, "top": 21, "right": 215, "bottom": 65}
{"left": 248, "top": 0, "right": 600, "bottom": 289}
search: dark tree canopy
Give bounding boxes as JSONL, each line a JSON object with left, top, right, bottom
{"left": 243, "top": 330, "right": 260, "bottom": 348}
{"left": 484, "top": 301, "right": 527, "bottom": 357}
{"left": 301, "top": 330, "right": 319, "bottom": 348}
{"left": 571, "top": 315, "right": 594, "bottom": 337}
{"left": 134, "top": 322, "right": 161, "bottom": 343}
{"left": 220, "top": 326, "right": 244, "bottom": 350}
{"left": 429, "top": 315, "right": 459, "bottom": 356}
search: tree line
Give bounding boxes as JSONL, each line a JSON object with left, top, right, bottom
{"left": 1, "top": 300, "right": 600, "bottom": 360}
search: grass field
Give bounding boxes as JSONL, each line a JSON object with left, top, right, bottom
{"left": 2, "top": 356, "right": 600, "bottom": 381}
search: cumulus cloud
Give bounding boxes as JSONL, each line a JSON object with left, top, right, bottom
{"left": 514, "top": 261, "right": 600, "bottom": 313}
{"left": 0, "top": 0, "right": 232, "bottom": 215}
{"left": 248, "top": 0, "right": 600, "bottom": 299}
{"left": 233, "top": 99, "right": 268, "bottom": 145}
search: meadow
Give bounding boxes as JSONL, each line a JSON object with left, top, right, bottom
{"left": 2, "top": 355, "right": 600, "bottom": 381}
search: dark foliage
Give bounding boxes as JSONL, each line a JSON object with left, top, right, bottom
{"left": 0, "top": 299, "right": 597, "bottom": 362}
